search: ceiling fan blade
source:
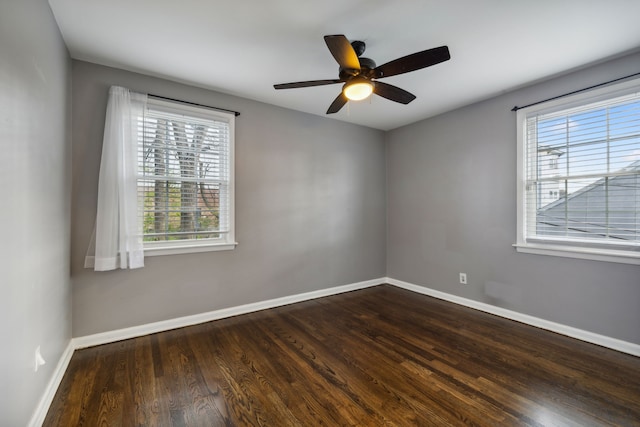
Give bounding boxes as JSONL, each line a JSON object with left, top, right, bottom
{"left": 373, "top": 81, "right": 416, "bottom": 104}
{"left": 374, "top": 46, "right": 450, "bottom": 78}
{"left": 324, "top": 35, "right": 361, "bottom": 71}
{"left": 326, "top": 92, "right": 349, "bottom": 114}
{"left": 274, "top": 79, "right": 342, "bottom": 89}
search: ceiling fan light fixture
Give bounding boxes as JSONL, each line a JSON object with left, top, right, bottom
{"left": 343, "top": 77, "right": 373, "bottom": 101}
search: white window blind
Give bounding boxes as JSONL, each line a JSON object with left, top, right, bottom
{"left": 137, "top": 99, "right": 235, "bottom": 252}
{"left": 516, "top": 79, "right": 640, "bottom": 263}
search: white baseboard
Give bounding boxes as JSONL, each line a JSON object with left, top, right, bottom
{"left": 32, "top": 276, "right": 638, "bottom": 425}
{"left": 73, "top": 277, "right": 385, "bottom": 349}
{"left": 385, "top": 277, "right": 640, "bottom": 357}
{"left": 28, "top": 340, "right": 75, "bottom": 427}
{"left": 73, "top": 276, "right": 640, "bottom": 357}
{"left": 30, "top": 277, "right": 384, "bottom": 426}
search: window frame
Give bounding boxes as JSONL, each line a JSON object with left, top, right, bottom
{"left": 514, "top": 78, "right": 640, "bottom": 265}
{"left": 139, "top": 98, "right": 236, "bottom": 256}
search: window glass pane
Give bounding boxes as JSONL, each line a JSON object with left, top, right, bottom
{"left": 609, "top": 101, "right": 640, "bottom": 139}
{"left": 536, "top": 117, "right": 567, "bottom": 150}
{"left": 608, "top": 174, "right": 639, "bottom": 241}
{"left": 525, "top": 89, "right": 640, "bottom": 247}
{"left": 137, "top": 104, "right": 232, "bottom": 244}
{"left": 567, "top": 109, "right": 607, "bottom": 146}
{"left": 566, "top": 141, "right": 607, "bottom": 177}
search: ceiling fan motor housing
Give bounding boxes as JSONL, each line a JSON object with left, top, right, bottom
{"left": 339, "top": 56, "right": 377, "bottom": 80}
{"left": 351, "top": 40, "right": 366, "bottom": 57}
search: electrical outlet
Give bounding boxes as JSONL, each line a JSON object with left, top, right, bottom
{"left": 459, "top": 273, "right": 468, "bottom": 285}
{"left": 34, "top": 346, "right": 46, "bottom": 372}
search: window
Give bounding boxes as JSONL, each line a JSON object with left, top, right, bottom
{"left": 515, "top": 78, "right": 640, "bottom": 264}
{"left": 138, "top": 98, "right": 235, "bottom": 255}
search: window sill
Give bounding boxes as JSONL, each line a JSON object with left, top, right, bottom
{"left": 513, "top": 242, "right": 640, "bottom": 265}
{"left": 144, "top": 241, "right": 238, "bottom": 257}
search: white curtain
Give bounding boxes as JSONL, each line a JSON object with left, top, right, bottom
{"left": 86, "top": 86, "right": 147, "bottom": 271}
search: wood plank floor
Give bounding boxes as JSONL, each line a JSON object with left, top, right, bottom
{"left": 45, "top": 285, "right": 640, "bottom": 426}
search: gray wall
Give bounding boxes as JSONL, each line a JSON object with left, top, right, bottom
{"left": 71, "top": 61, "right": 387, "bottom": 336}
{"left": 387, "top": 51, "right": 640, "bottom": 345}
{"left": 0, "top": 0, "right": 72, "bottom": 425}
{"left": 0, "top": 4, "right": 635, "bottom": 422}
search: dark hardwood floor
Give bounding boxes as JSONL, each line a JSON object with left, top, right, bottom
{"left": 44, "top": 285, "right": 640, "bottom": 426}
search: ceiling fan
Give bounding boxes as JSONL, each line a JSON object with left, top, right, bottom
{"left": 274, "top": 35, "right": 451, "bottom": 114}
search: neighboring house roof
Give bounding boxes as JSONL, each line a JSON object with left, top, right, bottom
{"left": 537, "top": 160, "right": 640, "bottom": 241}
{"left": 538, "top": 145, "right": 564, "bottom": 157}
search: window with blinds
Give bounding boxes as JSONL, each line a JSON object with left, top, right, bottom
{"left": 137, "top": 98, "right": 235, "bottom": 253}
{"left": 516, "top": 78, "right": 640, "bottom": 264}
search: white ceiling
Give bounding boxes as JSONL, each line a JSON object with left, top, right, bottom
{"left": 48, "top": 0, "right": 640, "bottom": 131}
